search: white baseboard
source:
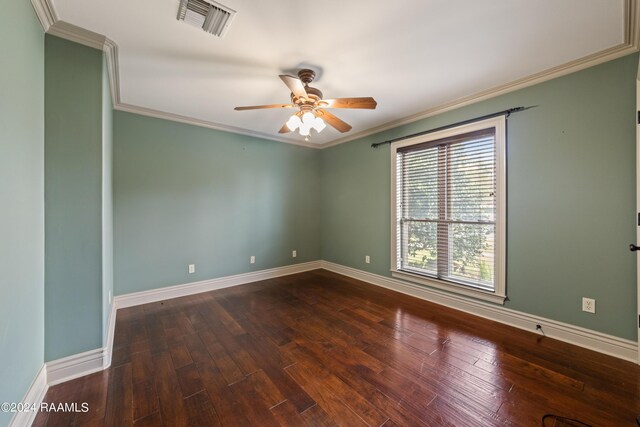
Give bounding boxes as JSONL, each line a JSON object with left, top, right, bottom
{"left": 45, "top": 348, "right": 104, "bottom": 386}
{"left": 9, "top": 365, "right": 48, "bottom": 427}
{"left": 320, "top": 261, "right": 638, "bottom": 363}
{"left": 113, "top": 261, "right": 323, "bottom": 309}
{"left": 103, "top": 302, "right": 117, "bottom": 369}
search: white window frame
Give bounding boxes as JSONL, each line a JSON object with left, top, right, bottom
{"left": 390, "top": 116, "right": 506, "bottom": 304}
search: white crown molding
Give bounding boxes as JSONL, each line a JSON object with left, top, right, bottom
{"left": 30, "top": 0, "right": 57, "bottom": 32}
{"left": 113, "top": 260, "right": 323, "bottom": 309}
{"left": 320, "top": 261, "right": 638, "bottom": 363}
{"left": 103, "top": 38, "right": 120, "bottom": 105}
{"left": 47, "top": 20, "right": 106, "bottom": 50}
{"left": 627, "top": 0, "right": 640, "bottom": 49}
{"left": 8, "top": 365, "right": 48, "bottom": 427}
{"left": 45, "top": 348, "right": 104, "bottom": 386}
{"left": 113, "top": 103, "right": 320, "bottom": 149}
{"left": 33, "top": 0, "right": 640, "bottom": 150}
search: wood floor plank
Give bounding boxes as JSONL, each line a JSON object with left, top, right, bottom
{"left": 227, "top": 376, "right": 282, "bottom": 427}
{"left": 270, "top": 399, "right": 308, "bottom": 426}
{"left": 183, "top": 332, "right": 212, "bottom": 365}
{"left": 73, "top": 370, "right": 110, "bottom": 425}
{"left": 132, "top": 379, "right": 158, "bottom": 421}
{"left": 300, "top": 403, "right": 339, "bottom": 427}
{"left": 244, "top": 369, "right": 287, "bottom": 408}
{"left": 251, "top": 358, "right": 316, "bottom": 413}
{"left": 35, "top": 270, "right": 640, "bottom": 427}
{"left": 130, "top": 350, "right": 154, "bottom": 385}
{"left": 151, "top": 352, "right": 189, "bottom": 427}
{"left": 197, "top": 360, "right": 253, "bottom": 427}
{"left": 199, "top": 329, "right": 245, "bottom": 384}
{"left": 206, "top": 298, "right": 246, "bottom": 336}
{"left": 288, "top": 347, "right": 388, "bottom": 426}
{"left": 285, "top": 362, "right": 369, "bottom": 426}
{"left": 202, "top": 312, "right": 260, "bottom": 376}
{"left": 474, "top": 354, "right": 584, "bottom": 392}
{"left": 168, "top": 343, "right": 193, "bottom": 369}
{"left": 104, "top": 363, "right": 133, "bottom": 426}
{"left": 127, "top": 320, "right": 148, "bottom": 344}
{"left": 175, "top": 363, "right": 204, "bottom": 398}
{"left": 132, "top": 411, "right": 161, "bottom": 427}
{"left": 183, "top": 390, "right": 222, "bottom": 426}
{"left": 38, "top": 377, "right": 85, "bottom": 427}
{"left": 232, "top": 311, "right": 296, "bottom": 369}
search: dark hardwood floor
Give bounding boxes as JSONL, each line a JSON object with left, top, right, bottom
{"left": 33, "top": 269, "right": 640, "bottom": 426}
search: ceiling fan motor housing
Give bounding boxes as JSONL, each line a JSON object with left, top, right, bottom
{"left": 297, "top": 69, "right": 316, "bottom": 84}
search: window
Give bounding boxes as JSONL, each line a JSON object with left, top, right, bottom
{"left": 391, "top": 116, "right": 506, "bottom": 304}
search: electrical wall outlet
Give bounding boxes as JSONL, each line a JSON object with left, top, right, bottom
{"left": 188, "top": 264, "right": 195, "bottom": 274}
{"left": 582, "top": 297, "right": 595, "bottom": 313}
{"left": 292, "top": 250, "right": 297, "bottom": 258}
{"left": 250, "top": 256, "right": 255, "bottom": 264}
{"left": 365, "top": 255, "right": 370, "bottom": 264}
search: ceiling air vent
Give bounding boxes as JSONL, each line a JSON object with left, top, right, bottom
{"left": 177, "top": 0, "right": 236, "bottom": 38}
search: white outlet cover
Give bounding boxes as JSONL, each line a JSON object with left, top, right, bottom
{"left": 250, "top": 256, "right": 255, "bottom": 264}
{"left": 292, "top": 250, "right": 297, "bottom": 258}
{"left": 582, "top": 297, "right": 596, "bottom": 313}
{"left": 365, "top": 255, "right": 370, "bottom": 264}
{"left": 188, "top": 264, "right": 195, "bottom": 274}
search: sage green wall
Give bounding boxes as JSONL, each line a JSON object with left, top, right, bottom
{"left": 113, "top": 112, "right": 321, "bottom": 294}
{"left": 45, "top": 35, "right": 104, "bottom": 361}
{"left": 102, "top": 56, "right": 114, "bottom": 346}
{"left": 0, "top": 2, "right": 44, "bottom": 425}
{"left": 321, "top": 53, "right": 639, "bottom": 341}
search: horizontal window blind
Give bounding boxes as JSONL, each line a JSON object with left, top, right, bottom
{"left": 396, "top": 127, "right": 497, "bottom": 291}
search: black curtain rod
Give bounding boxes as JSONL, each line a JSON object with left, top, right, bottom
{"left": 371, "top": 106, "right": 536, "bottom": 148}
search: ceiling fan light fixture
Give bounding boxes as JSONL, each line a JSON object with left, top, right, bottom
{"left": 302, "top": 111, "right": 315, "bottom": 126}
{"left": 299, "top": 124, "right": 311, "bottom": 136}
{"left": 286, "top": 114, "right": 301, "bottom": 131}
{"left": 312, "top": 117, "right": 326, "bottom": 132}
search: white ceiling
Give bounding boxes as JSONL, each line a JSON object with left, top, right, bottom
{"left": 51, "top": 0, "right": 626, "bottom": 146}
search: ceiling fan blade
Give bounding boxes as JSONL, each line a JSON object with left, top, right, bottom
{"left": 321, "top": 97, "right": 378, "bottom": 109}
{"left": 317, "top": 109, "right": 352, "bottom": 133}
{"left": 279, "top": 75, "right": 308, "bottom": 99}
{"left": 234, "top": 104, "right": 295, "bottom": 111}
{"left": 278, "top": 122, "right": 292, "bottom": 134}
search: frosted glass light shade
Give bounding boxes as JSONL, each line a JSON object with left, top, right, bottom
{"left": 286, "top": 114, "right": 301, "bottom": 131}
{"left": 302, "top": 112, "right": 315, "bottom": 126}
{"left": 312, "top": 117, "right": 326, "bottom": 132}
{"left": 299, "top": 124, "right": 311, "bottom": 136}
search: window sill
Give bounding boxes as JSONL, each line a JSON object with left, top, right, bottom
{"left": 391, "top": 269, "right": 506, "bottom": 305}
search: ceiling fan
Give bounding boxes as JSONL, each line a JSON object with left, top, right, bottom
{"left": 234, "top": 69, "right": 377, "bottom": 139}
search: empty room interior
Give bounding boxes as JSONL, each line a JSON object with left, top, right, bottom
{"left": 4, "top": 0, "right": 640, "bottom": 426}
